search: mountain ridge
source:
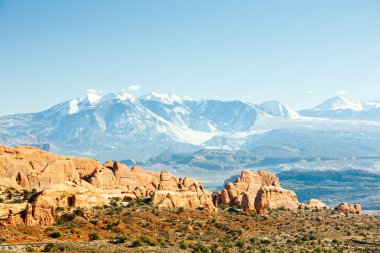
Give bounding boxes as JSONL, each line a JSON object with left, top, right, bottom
{"left": 1, "top": 91, "right": 380, "bottom": 161}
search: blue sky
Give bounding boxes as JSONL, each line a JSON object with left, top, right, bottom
{"left": 0, "top": 0, "right": 379, "bottom": 116}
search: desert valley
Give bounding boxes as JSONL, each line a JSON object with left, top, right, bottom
{"left": 0, "top": 145, "right": 379, "bottom": 252}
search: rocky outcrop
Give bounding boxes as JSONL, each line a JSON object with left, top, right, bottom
{"left": 216, "top": 170, "right": 299, "bottom": 214}
{"left": 6, "top": 180, "right": 112, "bottom": 226}
{"left": 0, "top": 209, "right": 24, "bottom": 226}
{"left": 0, "top": 146, "right": 217, "bottom": 226}
{"left": 0, "top": 146, "right": 101, "bottom": 190}
{"left": 335, "top": 203, "right": 361, "bottom": 214}
{"left": 151, "top": 172, "right": 216, "bottom": 211}
{"left": 299, "top": 199, "right": 329, "bottom": 210}
{"left": 254, "top": 186, "right": 299, "bottom": 214}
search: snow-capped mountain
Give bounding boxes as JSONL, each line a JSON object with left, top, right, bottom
{"left": 1, "top": 91, "right": 380, "bottom": 161}
{"left": 312, "top": 96, "right": 362, "bottom": 111}
{"left": 299, "top": 96, "right": 380, "bottom": 120}
{"left": 257, "top": 100, "right": 299, "bottom": 118}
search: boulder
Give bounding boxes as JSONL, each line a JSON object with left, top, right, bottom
{"left": 307, "top": 199, "right": 329, "bottom": 210}
{"left": 335, "top": 203, "right": 361, "bottom": 214}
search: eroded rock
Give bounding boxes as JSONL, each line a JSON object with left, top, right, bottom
{"left": 216, "top": 170, "right": 299, "bottom": 214}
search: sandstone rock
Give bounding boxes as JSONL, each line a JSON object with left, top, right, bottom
{"left": 151, "top": 190, "right": 216, "bottom": 212}
{"left": 158, "top": 170, "right": 180, "bottom": 191}
{"left": 255, "top": 186, "right": 299, "bottom": 214}
{"left": 131, "top": 165, "right": 142, "bottom": 172}
{"left": 89, "top": 168, "right": 117, "bottom": 189}
{"left": 335, "top": 203, "right": 361, "bottom": 214}
{"left": 0, "top": 146, "right": 100, "bottom": 190}
{"left": 0, "top": 203, "right": 26, "bottom": 219}
{"left": 17, "top": 180, "right": 111, "bottom": 226}
{"left": 0, "top": 209, "right": 24, "bottom": 226}
{"left": 308, "top": 199, "right": 329, "bottom": 210}
{"left": 216, "top": 169, "right": 299, "bottom": 214}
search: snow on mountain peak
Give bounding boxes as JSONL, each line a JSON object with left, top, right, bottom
{"left": 140, "top": 92, "right": 194, "bottom": 104}
{"left": 362, "top": 100, "right": 380, "bottom": 111}
{"left": 257, "top": 100, "right": 299, "bottom": 118}
{"left": 313, "top": 97, "right": 363, "bottom": 111}
{"left": 116, "top": 90, "right": 136, "bottom": 102}
{"left": 85, "top": 89, "right": 103, "bottom": 105}
{"left": 68, "top": 99, "right": 80, "bottom": 114}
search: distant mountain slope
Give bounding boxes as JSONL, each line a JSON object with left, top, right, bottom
{"left": 1, "top": 91, "right": 380, "bottom": 161}
{"left": 299, "top": 96, "right": 380, "bottom": 120}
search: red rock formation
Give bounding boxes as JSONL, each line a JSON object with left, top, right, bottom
{"left": 216, "top": 170, "right": 299, "bottom": 214}
{"left": 335, "top": 203, "right": 361, "bottom": 214}
{"left": 0, "top": 146, "right": 101, "bottom": 190}
{"left": 0, "top": 146, "right": 217, "bottom": 225}
{"left": 299, "top": 199, "right": 329, "bottom": 211}
{"left": 151, "top": 171, "right": 216, "bottom": 211}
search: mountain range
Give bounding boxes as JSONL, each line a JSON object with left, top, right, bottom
{"left": 1, "top": 91, "right": 380, "bottom": 162}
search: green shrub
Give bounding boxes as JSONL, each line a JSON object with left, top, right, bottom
{"left": 131, "top": 239, "right": 143, "bottom": 247}
{"left": 49, "top": 232, "right": 61, "bottom": 238}
{"left": 43, "top": 243, "right": 55, "bottom": 252}
{"left": 140, "top": 235, "right": 158, "bottom": 246}
{"left": 73, "top": 206, "right": 84, "bottom": 216}
{"left": 236, "top": 240, "right": 245, "bottom": 248}
{"left": 180, "top": 241, "right": 188, "bottom": 249}
{"left": 112, "top": 234, "right": 127, "bottom": 244}
{"left": 89, "top": 232, "right": 100, "bottom": 241}
{"left": 25, "top": 246, "right": 36, "bottom": 252}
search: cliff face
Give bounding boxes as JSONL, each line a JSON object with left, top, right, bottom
{"left": 215, "top": 170, "right": 299, "bottom": 214}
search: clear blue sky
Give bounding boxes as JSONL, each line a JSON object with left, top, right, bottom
{"left": 0, "top": 0, "right": 379, "bottom": 116}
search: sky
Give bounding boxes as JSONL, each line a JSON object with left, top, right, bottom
{"left": 0, "top": 0, "right": 380, "bottom": 116}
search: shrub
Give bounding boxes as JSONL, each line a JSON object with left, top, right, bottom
{"left": 178, "top": 206, "right": 185, "bottom": 213}
{"left": 294, "top": 237, "right": 302, "bottom": 245}
{"left": 180, "top": 241, "right": 188, "bottom": 249}
{"left": 110, "top": 200, "right": 118, "bottom": 207}
{"left": 189, "top": 242, "right": 210, "bottom": 252}
{"left": 89, "top": 232, "right": 100, "bottom": 241}
{"left": 112, "top": 234, "right": 127, "bottom": 244}
{"left": 49, "top": 232, "right": 61, "bottom": 238}
{"left": 22, "top": 189, "right": 32, "bottom": 201}
{"left": 218, "top": 204, "right": 228, "bottom": 210}
{"left": 73, "top": 206, "right": 84, "bottom": 216}
{"left": 25, "top": 246, "right": 36, "bottom": 252}
{"left": 131, "top": 239, "right": 143, "bottom": 247}
{"left": 236, "top": 240, "right": 245, "bottom": 248}
{"left": 43, "top": 243, "right": 55, "bottom": 252}
{"left": 140, "top": 235, "right": 158, "bottom": 246}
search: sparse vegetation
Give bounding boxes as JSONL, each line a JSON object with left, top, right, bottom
{"left": 89, "top": 232, "right": 100, "bottom": 241}
{"left": 0, "top": 202, "right": 379, "bottom": 252}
